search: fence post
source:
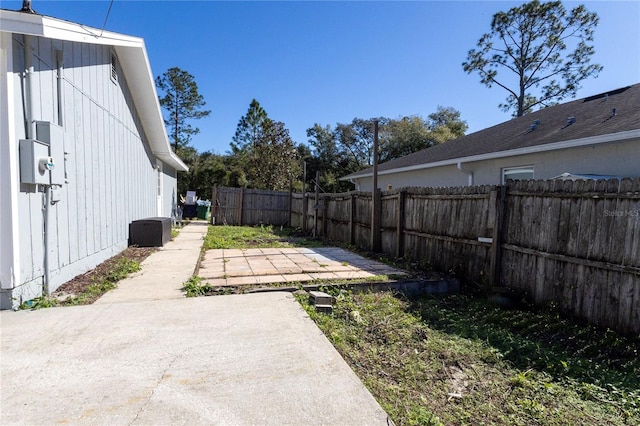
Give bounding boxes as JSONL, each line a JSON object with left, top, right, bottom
{"left": 314, "top": 171, "right": 320, "bottom": 237}
{"left": 371, "top": 120, "right": 381, "bottom": 252}
{"left": 288, "top": 178, "right": 293, "bottom": 227}
{"left": 490, "top": 185, "right": 506, "bottom": 288}
{"left": 302, "top": 192, "right": 308, "bottom": 232}
{"left": 350, "top": 193, "right": 356, "bottom": 245}
{"left": 396, "top": 190, "right": 405, "bottom": 258}
{"left": 371, "top": 188, "right": 381, "bottom": 252}
{"left": 211, "top": 185, "right": 217, "bottom": 225}
{"left": 238, "top": 187, "right": 244, "bottom": 226}
{"left": 323, "top": 195, "right": 329, "bottom": 237}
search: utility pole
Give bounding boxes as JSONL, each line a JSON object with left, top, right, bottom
{"left": 371, "top": 120, "right": 381, "bottom": 252}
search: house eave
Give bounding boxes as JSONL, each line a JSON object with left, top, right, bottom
{"left": 341, "top": 129, "right": 640, "bottom": 181}
{"left": 0, "top": 9, "right": 188, "bottom": 172}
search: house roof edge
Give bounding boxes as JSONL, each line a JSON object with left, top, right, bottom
{"left": 0, "top": 9, "right": 187, "bottom": 172}
{"left": 341, "top": 129, "right": 640, "bottom": 181}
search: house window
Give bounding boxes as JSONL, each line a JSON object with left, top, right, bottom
{"left": 110, "top": 52, "right": 118, "bottom": 84}
{"left": 502, "top": 166, "right": 534, "bottom": 184}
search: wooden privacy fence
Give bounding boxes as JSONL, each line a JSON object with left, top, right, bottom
{"left": 212, "top": 180, "right": 639, "bottom": 335}
{"left": 211, "top": 186, "right": 291, "bottom": 226}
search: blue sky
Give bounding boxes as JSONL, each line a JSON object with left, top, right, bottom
{"left": 7, "top": 1, "right": 640, "bottom": 155}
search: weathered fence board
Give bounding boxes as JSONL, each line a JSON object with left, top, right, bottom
{"left": 211, "top": 186, "right": 290, "bottom": 226}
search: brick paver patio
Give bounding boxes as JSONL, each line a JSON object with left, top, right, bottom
{"left": 198, "top": 247, "right": 407, "bottom": 287}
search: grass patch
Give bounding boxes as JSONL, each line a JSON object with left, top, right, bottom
{"left": 296, "top": 290, "right": 640, "bottom": 425}
{"left": 203, "top": 225, "right": 322, "bottom": 250}
{"left": 171, "top": 227, "right": 180, "bottom": 240}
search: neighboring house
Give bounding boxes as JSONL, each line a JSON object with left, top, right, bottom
{"left": 342, "top": 84, "right": 640, "bottom": 191}
{"left": 0, "top": 9, "right": 188, "bottom": 308}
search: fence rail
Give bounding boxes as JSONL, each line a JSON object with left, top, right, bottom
{"left": 210, "top": 179, "right": 640, "bottom": 335}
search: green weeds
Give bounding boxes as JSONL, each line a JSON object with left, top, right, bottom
{"left": 203, "top": 225, "right": 321, "bottom": 249}
{"left": 20, "top": 256, "right": 141, "bottom": 309}
{"left": 19, "top": 296, "right": 57, "bottom": 310}
{"left": 171, "top": 227, "right": 180, "bottom": 240}
{"left": 62, "top": 257, "right": 140, "bottom": 305}
{"left": 296, "top": 290, "right": 640, "bottom": 425}
{"left": 182, "top": 276, "right": 213, "bottom": 297}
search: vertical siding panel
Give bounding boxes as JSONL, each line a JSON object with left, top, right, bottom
{"left": 106, "top": 55, "right": 116, "bottom": 243}
{"left": 100, "top": 56, "right": 109, "bottom": 249}
{"left": 89, "top": 45, "right": 101, "bottom": 253}
{"left": 73, "top": 42, "right": 88, "bottom": 259}
{"left": 107, "top": 106, "right": 115, "bottom": 247}
{"left": 80, "top": 42, "right": 94, "bottom": 255}
{"left": 96, "top": 48, "right": 105, "bottom": 249}
{"left": 62, "top": 41, "right": 77, "bottom": 264}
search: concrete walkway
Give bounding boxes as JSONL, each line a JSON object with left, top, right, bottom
{"left": 0, "top": 221, "right": 393, "bottom": 425}
{"left": 95, "top": 221, "right": 208, "bottom": 304}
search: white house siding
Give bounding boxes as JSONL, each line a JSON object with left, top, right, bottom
{"left": 161, "top": 163, "right": 178, "bottom": 218}
{"left": 352, "top": 138, "right": 640, "bottom": 191}
{"left": 1, "top": 34, "right": 164, "bottom": 308}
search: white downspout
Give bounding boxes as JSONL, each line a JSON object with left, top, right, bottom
{"left": 24, "top": 35, "right": 36, "bottom": 139}
{"left": 457, "top": 162, "right": 474, "bottom": 186}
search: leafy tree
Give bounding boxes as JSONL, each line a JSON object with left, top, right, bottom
{"left": 249, "top": 120, "right": 301, "bottom": 191}
{"left": 230, "top": 100, "right": 300, "bottom": 191}
{"left": 462, "top": 0, "right": 602, "bottom": 117}
{"left": 231, "top": 99, "right": 269, "bottom": 153}
{"left": 379, "top": 116, "right": 431, "bottom": 162}
{"left": 335, "top": 118, "right": 387, "bottom": 170}
{"left": 175, "top": 148, "right": 227, "bottom": 199}
{"left": 375, "top": 107, "right": 467, "bottom": 163}
{"left": 305, "top": 124, "right": 355, "bottom": 193}
{"left": 305, "top": 108, "right": 467, "bottom": 191}
{"left": 156, "top": 67, "right": 211, "bottom": 152}
{"left": 426, "top": 106, "right": 468, "bottom": 144}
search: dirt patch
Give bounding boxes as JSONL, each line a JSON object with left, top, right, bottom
{"left": 53, "top": 247, "right": 155, "bottom": 296}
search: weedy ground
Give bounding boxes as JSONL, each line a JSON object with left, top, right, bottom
{"left": 296, "top": 289, "right": 640, "bottom": 426}
{"left": 202, "top": 224, "right": 322, "bottom": 249}
{"left": 20, "top": 247, "right": 154, "bottom": 309}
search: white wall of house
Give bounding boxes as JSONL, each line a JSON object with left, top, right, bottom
{"left": 0, "top": 33, "right": 172, "bottom": 308}
{"left": 351, "top": 138, "right": 640, "bottom": 191}
{"left": 160, "top": 162, "right": 178, "bottom": 218}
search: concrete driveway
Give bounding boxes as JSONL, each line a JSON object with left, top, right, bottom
{"left": 0, "top": 293, "right": 392, "bottom": 425}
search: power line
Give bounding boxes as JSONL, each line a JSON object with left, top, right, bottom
{"left": 99, "top": 0, "right": 115, "bottom": 37}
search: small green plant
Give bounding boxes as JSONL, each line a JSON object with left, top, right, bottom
{"left": 171, "top": 227, "right": 180, "bottom": 240}
{"left": 19, "top": 296, "right": 57, "bottom": 310}
{"left": 182, "top": 276, "right": 213, "bottom": 297}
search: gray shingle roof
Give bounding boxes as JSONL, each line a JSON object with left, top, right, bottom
{"left": 344, "top": 84, "right": 640, "bottom": 179}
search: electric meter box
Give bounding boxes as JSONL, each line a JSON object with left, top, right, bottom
{"left": 36, "top": 121, "right": 65, "bottom": 185}
{"left": 19, "top": 139, "right": 51, "bottom": 185}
